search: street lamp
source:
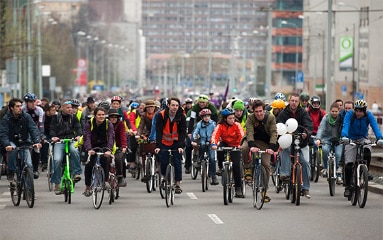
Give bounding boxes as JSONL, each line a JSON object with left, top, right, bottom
{"left": 281, "top": 20, "right": 299, "bottom": 92}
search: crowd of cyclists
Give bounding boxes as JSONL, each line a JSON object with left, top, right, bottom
{"left": 0, "top": 90, "right": 382, "bottom": 205}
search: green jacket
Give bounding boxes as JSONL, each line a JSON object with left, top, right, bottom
{"left": 245, "top": 112, "right": 278, "bottom": 149}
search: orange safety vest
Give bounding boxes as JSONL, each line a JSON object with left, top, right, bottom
{"left": 160, "top": 110, "right": 179, "bottom": 146}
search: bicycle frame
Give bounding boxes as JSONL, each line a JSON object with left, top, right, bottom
{"left": 199, "top": 142, "right": 210, "bottom": 192}
{"left": 251, "top": 150, "right": 267, "bottom": 209}
{"left": 290, "top": 132, "right": 304, "bottom": 206}
{"left": 59, "top": 139, "right": 74, "bottom": 194}
{"left": 219, "top": 147, "right": 236, "bottom": 205}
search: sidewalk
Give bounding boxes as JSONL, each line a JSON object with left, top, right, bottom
{"left": 369, "top": 151, "right": 383, "bottom": 195}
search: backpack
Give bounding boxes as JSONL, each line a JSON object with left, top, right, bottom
{"left": 0, "top": 106, "right": 8, "bottom": 121}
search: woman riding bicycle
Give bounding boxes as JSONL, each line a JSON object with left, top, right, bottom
{"left": 211, "top": 108, "right": 245, "bottom": 198}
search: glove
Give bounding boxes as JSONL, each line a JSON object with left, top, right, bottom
{"left": 376, "top": 138, "right": 383, "bottom": 146}
{"left": 341, "top": 137, "right": 349, "bottom": 144}
{"left": 269, "top": 143, "right": 278, "bottom": 151}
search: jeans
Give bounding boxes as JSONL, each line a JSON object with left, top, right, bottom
{"left": 51, "top": 142, "right": 82, "bottom": 184}
{"left": 198, "top": 145, "right": 216, "bottom": 177}
{"left": 280, "top": 145, "right": 310, "bottom": 190}
{"left": 7, "top": 142, "right": 33, "bottom": 172}
{"left": 158, "top": 145, "right": 182, "bottom": 182}
{"left": 322, "top": 143, "right": 343, "bottom": 177}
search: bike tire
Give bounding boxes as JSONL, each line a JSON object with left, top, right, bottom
{"left": 240, "top": 163, "right": 246, "bottom": 198}
{"left": 165, "top": 164, "right": 172, "bottom": 207}
{"left": 294, "top": 165, "right": 301, "bottom": 206}
{"left": 310, "top": 148, "right": 314, "bottom": 181}
{"left": 63, "top": 179, "right": 71, "bottom": 204}
{"left": 146, "top": 158, "right": 153, "bottom": 193}
{"left": 201, "top": 160, "right": 207, "bottom": 192}
{"left": 10, "top": 173, "right": 21, "bottom": 206}
{"left": 358, "top": 165, "right": 369, "bottom": 208}
{"left": 350, "top": 168, "right": 358, "bottom": 206}
{"left": 24, "top": 167, "right": 35, "bottom": 208}
{"left": 313, "top": 150, "right": 321, "bottom": 183}
{"left": 328, "top": 160, "right": 336, "bottom": 196}
{"left": 47, "top": 153, "right": 53, "bottom": 192}
{"left": 159, "top": 175, "right": 165, "bottom": 199}
{"left": 222, "top": 165, "right": 229, "bottom": 205}
{"left": 228, "top": 168, "right": 234, "bottom": 203}
{"left": 92, "top": 167, "right": 105, "bottom": 209}
{"left": 109, "top": 174, "right": 115, "bottom": 205}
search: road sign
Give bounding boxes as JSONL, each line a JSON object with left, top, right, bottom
{"left": 296, "top": 71, "right": 304, "bottom": 89}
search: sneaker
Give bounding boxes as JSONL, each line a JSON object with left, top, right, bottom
{"left": 263, "top": 192, "right": 271, "bottom": 203}
{"left": 7, "top": 171, "right": 14, "bottom": 182}
{"left": 104, "top": 182, "right": 111, "bottom": 190}
{"left": 235, "top": 187, "right": 244, "bottom": 198}
{"left": 185, "top": 167, "right": 191, "bottom": 174}
{"left": 73, "top": 174, "right": 81, "bottom": 183}
{"left": 118, "top": 178, "right": 127, "bottom": 187}
{"left": 141, "top": 176, "right": 148, "bottom": 183}
{"left": 33, "top": 171, "right": 39, "bottom": 179}
{"left": 344, "top": 186, "right": 351, "bottom": 198}
{"left": 211, "top": 175, "right": 219, "bottom": 185}
{"left": 83, "top": 188, "right": 91, "bottom": 197}
{"left": 41, "top": 163, "right": 47, "bottom": 172}
{"left": 54, "top": 184, "right": 62, "bottom": 195}
{"left": 303, "top": 189, "right": 311, "bottom": 199}
{"left": 336, "top": 166, "right": 343, "bottom": 174}
{"left": 161, "top": 179, "right": 166, "bottom": 190}
{"left": 175, "top": 185, "right": 182, "bottom": 194}
{"left": 216, "top": 168, "right": 223, "bottom": 176}
{"left": 336, "top": 177, "right": 343, "bottom": 185}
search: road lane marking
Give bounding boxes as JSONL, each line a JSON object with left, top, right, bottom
{"left": 207, "top": 214, "right": 224, "bottom": 224}
{"left": 186, "top": 192, "right": 198, "bottom": 199}
{"left": 2, "top": 192, "right": 10, "bottom": 196}
{"left": 0, "top": 198, "right": 9, "bottom": 202}
{"left": 0, "top": 205, "right": 6, "bottom": 209}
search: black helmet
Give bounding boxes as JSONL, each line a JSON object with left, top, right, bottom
{"left": 97, "top": 101, "right": 110, "bottom": 110}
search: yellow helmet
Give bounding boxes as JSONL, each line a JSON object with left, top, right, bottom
{"left": 271, "top": 99, "right": 286, "bottom": 109}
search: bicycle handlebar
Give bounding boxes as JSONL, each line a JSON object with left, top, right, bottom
{"left": 217, "top": 147, "right": 239, "bottom": 151}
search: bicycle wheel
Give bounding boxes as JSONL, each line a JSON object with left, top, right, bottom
{"left": 313, "top": 150, "right": 321, "bottom": 183}
{"left": 47, "top": 153, "right": 53, "bottom": 192}
{"left": 24, "top": 167, "right": 35, "bottom": 208}
{"left": 191, "top": 150, "right": 198, "bottom": 180}
{"left": 92, "top": 167, "right": 105, "bottom": 209}
{"left": 358, "top": 165, "right": 369, "bottom": 208}
{"left": 228, "top": 169, "right": 234, "bottom": 203}
{"left": 10, "top": 173, "right": 21, "bottom": 206}
{"left": 222, "top": 165, "right": 229, "bottom": 205}
{"left": 170, "top": 166, "right": 175, "bottom": 205}
{"left": 328, "top": 160, "right": 336, "bottom": 196}
{"left": 240, "top": 163, "right": 246, "bottom": 198}
{"left": 146, "top": 158, "right": 153, "bottom": 193}
{"left": 159, "top": 175, "right": 165, "bottom": 199}
{"left": 108, "top": 175, "right": 115, "bottom": 205}
{"left": 165, "top": 164, "right": 172, "bottom": 207}
{"left": 201, "top": 160, "right": 207, "bottom": 192}
{"left": 294, "top": 165, "right": 301, "bottom": 206}
{"left": 63, "top": 179, "right": 71, "bottom": 204}
{"left": 135, "top": 155, "right": 141, "bottom": 181}
{"left": 253, "top": 167, "right": 263, "bottom": 209}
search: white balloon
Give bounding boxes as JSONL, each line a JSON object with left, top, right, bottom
{"left": 276, "top": 123, "right": 287, "bottom": 135}
{"left": 285, "top": 118, "right": 298, "bottom": 133}
{"left": 278, "top": 134, "right": 292, "bottom": 149}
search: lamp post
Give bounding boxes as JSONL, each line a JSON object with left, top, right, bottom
{"left": 36, "top": 3, "right": 44, "bottom": 98}
{"left": 93, "top": 37, "right": 99, "bottom": 84}
{"left": 281, "top": 20, "right": 299, "bottom": 92}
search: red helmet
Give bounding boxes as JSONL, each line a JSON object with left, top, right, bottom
{"left": 199, "top": 108, "right": 212, "bottom": 117}
{"left": 111, "top": 96, "right": 122, "bottom": 102}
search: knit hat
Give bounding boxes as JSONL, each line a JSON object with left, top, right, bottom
{"left": 233, "top": 100, "right": 244, "bottom": 111}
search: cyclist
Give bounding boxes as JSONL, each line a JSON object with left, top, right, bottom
{"left": 275, "top": 92, "right": 287, "bottom": 102}
{"left": 270, "top": 99, "right": 286, "bottom": 118}
{"left": 154, "top": 97, "right": 187, "bottom": 194}
{"left": 50, "top": 100, "right": 83, "bottom": 195}
{"left": 241, "top": 99, "right": 277, "bottom": 202}
{"left": 71, "top": 99, "right": 82, "bottom": 124}
{"left": 211, "top": 108, "right": 245, "bottom": 198}
{"left": 315, "top": 102, "right": 343, "bottom": 185}
{"left": 40, "top": 103, "right": 57, "bottom": 171}
{"left": 232, "top": 99, "right": 248, "bottom": 131}
{"left": 340, "top": 99, "right": 383, "bottom": 198}
{"left": 276, "top": 93, "right": 313, "bottom": 199}
{"left": 83, "top": 107, "right": 115, "bottom": 197}
{"left": 338, "top": 100, "right": 354, "bottom": 173}
{"left": 183, "top": 98, "right": 193, "bottom": 115}
{"left": 148, "top": 98, "right": 168, "bottom": 143}
{"left": 191, "top": 109, "right": 218, "bottom": 185}
{"left": 52, "top": 99, "right": 61, "bottom": 111}
{"left": 108, "top": 108, "right": 128, "bottom": 187}
{"left": 127, "top": 101, "right": 142, "bottom": 174}
{"left": 81, "top": 96, "right": 96, "bottom": 128}
{"left": 22, "top": 93, "right": 44, "bottom": 179}
{"left": 185, "top": 94, "right": 219, "bottom": 174}
{"left": 0, "top": 98, "right": 42, "bottom": 182}
{"left": 299, "top": 92, "right": 310, "bottom": 111}
{"left": 247, "top": 97, "right": 259, "bottom": 114}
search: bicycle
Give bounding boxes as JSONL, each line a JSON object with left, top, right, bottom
{"left": 0, "top": 149, "right": 7, "bottom": 180}
{"left": 323, "top": 142, "right": 338, "bottom": 196}
{"left": 161, "top": 149, "right": 179, "bottom": 207}
{"left": 9, "top": 145, "right": 35, "bottom": 208}
{"left": 85, "top": 147, "right": 108, "bottom": 209}
{"left": 55, "top": 139, "right": 75, "bottom": 204}
{"left": 271, "top": 151, "right": 283, "bottom": 194}
{"left": 46, "top": 141, "right": 54, "bottom": 192}
{"left": 108, "top": 154, "right": 119, "bottom": 204}
{"left": 343, "top": 139, "right": 376, "bottom": 208}
{"left": 142, "top": 142, "right": 158, "bottom": 193}
{"left": 190, "top": 148, "right": 199, "bottom": 180}
{"left": 309, "top": 136, "right": 321, "bottom": 182}
{"left": 132, "top": 137, "right": 143, "bottom": 180}
{"left": 219, "top": 147, "right": 238, "bottom": 205}
{"left": 198, "top": 142, "right": 211, "bottom": 192}
{"left": 251, "top": 150, "right": 268, "bottom": 210}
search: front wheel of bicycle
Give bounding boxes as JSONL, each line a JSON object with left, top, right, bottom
{"left": 222, "top": 165, "right": 229, "bottom": 205}
{"left": 201, "top": 160, "right": 208, "bottom": 192}
{"left": 328, "top": 160, "right": 336, "bottom": 197}
{"left": 294, "top": 165, "right": 301, "bottom": 206}
{"left": 165, "top": 164, "right": 172, "bottom": 207}
{"left": 92, "top": 167, "right": 105, "bottom": 209}
{"left": 10, "top": 174, "right": 21, "bottom": 206}
{"left": 253, "top": 166, "right": 266, "bottom": 210}
{"left": 240, "top": 163, "right": 246, "bottom": 198}
{"left": 47, "top": 154, "right": 53, "bottom": 192}
{"left": 24, "top": 167, "right": 35, "bottom": 208}
{"left": 228, "top": 169, "right": 234, "bottom": 203}
{"left": 313, "top": 150, "right": 321, "bottom": 183}
{"left": 358, "top": 165, "right": 369, "bottom": 208}
{"left": 63, "top": 179, "right": 71, "bottom": 204}
{"left": 146, "top": 158, "right": 153, "bottom": 193}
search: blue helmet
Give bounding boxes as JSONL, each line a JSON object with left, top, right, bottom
{"left": 130, "top": 102, "right": 139, "bottom": 109}
{"left": 274, "top": 92, "right": 286, "bottom": 101}
{"left": 221, "top": 108, "right": 234, "bottom": 117}
{"left": 23, "top": 93, "right": 37, "bottom": 102}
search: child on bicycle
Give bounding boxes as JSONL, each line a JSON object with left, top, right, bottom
{"left": 211, "top": 108, "right": 245, "bottom": 198}
{"left": 191, "top": 109, "right": 219, "bottom": 185}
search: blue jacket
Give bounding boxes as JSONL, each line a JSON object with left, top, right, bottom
{"left": 191, "top": 119, "right": 216, "bottom": 144}
{"left": 148, "top": 110, "right": 160, "bottom": 142}
{"left": 341, "top": 110, "right": 383, "bottom": 140}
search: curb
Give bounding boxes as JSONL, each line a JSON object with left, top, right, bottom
{"left": 369, "top": 182, "right": 383, "bottom": 195}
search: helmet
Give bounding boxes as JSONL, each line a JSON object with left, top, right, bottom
{"left": 271, "top": 99, "right": 286, "bottom": 109}
{"left": 198, "top": 94, "right": 209, "bottom": 103}
{"left": 23, "top": 93, "right": 37, "bottom": 102}
{"left": 354, "top": 99, "right": 368, "bottom": 109}
{"left": 98, "top": 101, "right": 110, "bottom": 110}
{"left": 233, "top": 100, "right": 244, "bottom": 111}
{"left": 310, "top": 95, "right": 321, "bottom": 109}
{"left": 130, "top": 102, "right": 139, "bottom": 109}
{"left": 221, "top": 108, "right": 235, "bottom": 117}
{"left": 154, "top": 100, "right": 161, "bottom": 108}
{"left": 199, "top": 108, "right": 212, "bottom": 117}
{"left": 185, "top": 98, "right": 193, "bottom": 104}
{"left": 52, "top": 99, "right": 61, "bottom": 106}
{"left": 111, "top": 95, "right": 122, "bottom": 102}
{"left": 299, "top": 92, "right": 310, "bottom": 101}
{"left": 161, "top": 98, "right": 168, "bottom": 109}
{"left": 71, "top": 99, "right": 80, "bottom": 107}
{"left": 248, "top": 97, "right": 258, "bottom": 104}
{"left": 274, "top": 92, "right": 286, "bottom": 101}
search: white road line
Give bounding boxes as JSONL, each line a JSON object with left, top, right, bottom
{"left": 2, "top": 192, "right": 10, "bottom": 196}
{"left": 0, "top": 198, "right": 9, "bottom": 202}
{"left": 186, "top": 192, "right": 198, "bottom": 199}
{"left": 0, "top": 205, "right": 6, "bottom": 209}
{"left": 207, "top": 214, "right": 224, "bottom": 224}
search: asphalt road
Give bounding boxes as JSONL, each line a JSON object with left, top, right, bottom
{"left": 0, "top": 169, "right": 382, "bottom": 240}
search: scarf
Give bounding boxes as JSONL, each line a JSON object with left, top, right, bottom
{"left": 328, "top": 114, "right": 336, "bottom": 126}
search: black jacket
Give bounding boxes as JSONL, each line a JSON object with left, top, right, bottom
{"left": 50, "top": 113, "right": 83, "bottom": 139}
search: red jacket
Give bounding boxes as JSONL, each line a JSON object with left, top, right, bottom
{"left": 211, "top": 122, "right": 244, "bottom": 147}
{"left": 112, "top": 121, "right": 128, "bottom": 149}
{"left": 307, "top": 106, "right": 326, "bottom": 135}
